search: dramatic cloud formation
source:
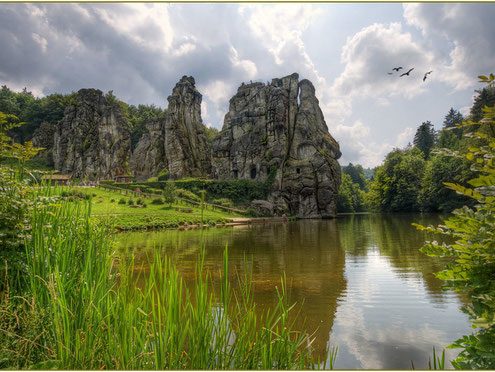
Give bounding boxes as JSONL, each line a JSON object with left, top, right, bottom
{"left": 0, "top": 3, "right": 493, "bottom": 167}
{"left": 404, "top": 3, "right": 495, "bottom": 90}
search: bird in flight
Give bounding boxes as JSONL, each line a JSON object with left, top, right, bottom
{"left": 392, "top": 67, "right": 403, "bottom": 72}
{"left": 387, "top": 72, "right": 393, "bottom": 75}
{"left": 423, "top": 70, "right": 433, "bottom": 82}
{"left": 400, "top": 68, "right": 414, "bottom": 77}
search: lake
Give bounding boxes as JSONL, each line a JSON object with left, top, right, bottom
{"left": 115, "top": 213, "right": 471, "bottom": 369}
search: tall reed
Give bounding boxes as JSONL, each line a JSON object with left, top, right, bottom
{"left": 19, "top": 196, "right": 327, "bottom": 369}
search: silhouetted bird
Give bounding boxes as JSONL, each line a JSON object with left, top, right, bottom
{"left": 387, "top": 72, "right": 393, "bottom": 75}
{"left": 400, "top": 68, "right": 414, "bottom": 77}
{"left": 423, "top": 70, "right": 433, "bottom": 82}
{"left": 392, "top": 67, "right": 403, "bottom": 72}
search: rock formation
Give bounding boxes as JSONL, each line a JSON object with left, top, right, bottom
{"left": 32, "top": 121, "right": 57, "bottom": 166}
{"left": 131, "top": 76, "right": 212, "bottom": 180}
{"left": 212, "top": 73, "right": 341, "bottom": 218}
{"left": 51, "top": 89, "right": 131, "bottom": 180}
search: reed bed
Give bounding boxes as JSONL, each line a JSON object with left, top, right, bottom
{"left": 2, "top": 194, "right": 333, "bottom": 369}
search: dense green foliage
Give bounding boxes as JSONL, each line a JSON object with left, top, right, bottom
{"left": 0, "top": 112, "right": 43, "bottom": 290}
{"left": 110, "top": 178, "right": 271, "bottom": 206}
{"left": 120, "top": 102, "right": 166, "bottom": 149}
{"left": 366, "top": 147, "right": 426, "bottom": 212}
{"left": 337, "top": 169, "right": 366, "bottom": 213}
{"left": 414, "top": 121, "right": 436, "bottom": 159}
{"left": 345, "top": 97, "right": 484, "bottom": 213}
{"left": 415, "top": 76, "right": 495, "bottom": 369}
{"left": 0, "top": 86, "right": 73, "bottom": 143}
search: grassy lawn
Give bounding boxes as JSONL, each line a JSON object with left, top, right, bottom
{"left": 71, "top": 187, "right": 241, "bottom": 230}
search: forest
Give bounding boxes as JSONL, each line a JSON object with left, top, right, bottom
{"left": 337, "top": 83, "right": 495, "bottom": 214}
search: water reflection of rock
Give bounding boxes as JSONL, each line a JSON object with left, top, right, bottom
{"left": 117, "top": 221, "right": 347, "bottom": 360}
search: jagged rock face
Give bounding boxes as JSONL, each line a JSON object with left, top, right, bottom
{"left": 32, "top": 121, "right": 57, "bottom": 166}
{"left": 52, "top": 89, "right": 131, "bottom": 180}
{"left": 164, "top": 76, "right": 212, "bottom": 178}
{"left": 130, "top": 119, "right": 167, "bottom": 180}
{"left": 131, "top": 76, "right": 212, "bottom": 180}
{"left": 212, "top": 73, "right": 341, "bottom": 218}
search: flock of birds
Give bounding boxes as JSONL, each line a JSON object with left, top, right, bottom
{"left": 387, "top": 67, "right": 433, "bottom": 81}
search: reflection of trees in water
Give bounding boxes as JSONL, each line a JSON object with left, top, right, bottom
{"left": 116, "top": 222, "right": 347, "bottom": 360}
{"left": 337, "top": 214, "right": 455, "bottom": 302}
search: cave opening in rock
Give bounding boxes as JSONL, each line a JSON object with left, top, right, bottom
{"left": 250, "top": 166, "right": 257, "bottom": 179}
{"left": 296, "top": 168, "right": 301, "bottom": 174}
{"left": 233, "top": 169, "right": 238, "bottom": 179}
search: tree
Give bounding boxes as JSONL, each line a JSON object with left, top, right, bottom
{"left": 470, "top": 84, "right": 495, "bottom": 122}
{"left": 415, "top": 74, "right": 495, "bottom": 369}
{"left": 337, "top": 173, "right": 365, "bottom": 213}
{"left": 124, "top": 104, "right": 166, "bottom": 149}
{"left": 342, "top": 163, "right": 367, "bottom": 190}
{"left": 443, "top": 107, "right": 464, "bottom": 129}
{"left": 413, "top": 121, "right": 436, "bottom": 159}
{"left": 162, "top": 181, "right": 176, "bottom": 206}
{"left": 365, "top": 147, "right": 425, "bottom": 212}
{"left": 418, "top": 153, "right": 473, "bottom": 212}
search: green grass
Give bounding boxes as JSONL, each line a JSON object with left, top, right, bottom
{"left": 0, "top": 194, "right": 330, "bottom": 369}
{"left": 69, "top": 187, "right": 240, "bottom": 230}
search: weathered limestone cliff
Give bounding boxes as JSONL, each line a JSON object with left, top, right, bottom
{"left": 212, "top": 73, "right": 341, "bottom": 218}
{"left": 51, "top": 89, "right": 131, "bottom": 179}
{"left": 131, "top": 76, "right": 212, "bottom": 179}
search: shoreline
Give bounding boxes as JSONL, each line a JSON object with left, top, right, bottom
{"left": 113, "top": 216, "right": 292, "bottom": 232}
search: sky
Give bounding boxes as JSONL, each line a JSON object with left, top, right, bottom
{"left": 1, "top": 3, "right": 494, "bottom": 167}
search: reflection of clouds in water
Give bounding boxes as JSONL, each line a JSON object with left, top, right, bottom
{"left": 330, "top": 251, "right": 470, "bottom": 369}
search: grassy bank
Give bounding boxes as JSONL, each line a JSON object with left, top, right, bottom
{"left": 69, "top": 187, "right": 240, "bottom": 230}
{"left": 0, "top": 194, "right": 326, "bottom": 369}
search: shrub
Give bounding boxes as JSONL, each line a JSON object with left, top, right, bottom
{"left": 118, "top": 198, "right": 126, "bottom": 205}
{"left": 127, "top": 199, "right": 135, "bottom": 206}
{"left": 151, "top": 198, "right": 164, "bottom": 205}
{"left": 175, "top": 188, "right": 201, "bottom": 202}
{"left": 157, "top": 169, "right": 169, "bottom": 181}
{"left": 163, "top": 182, "right": 176, "bottom": 206}
{"left": 212, "top": 198, "right": 233, "bottom": 207}
{"left": 110, "top": 199, "right": 115, "bottom": 203}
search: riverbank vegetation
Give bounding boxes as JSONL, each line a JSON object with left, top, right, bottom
{"left": 414, "top": 75, "right": 495, "bottom": 369}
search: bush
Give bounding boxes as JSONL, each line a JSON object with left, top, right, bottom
{"left": 127, "top": 199, "right": 135, "bottom": 206}
{"left": 151, "top": 198, "right": 164, "bottom": 205}
{"left": 118, "top": 198, "right": 126, "bottom": 205}
{"left": 175, "top": 188, "right": 201, "bottom": 202}
{"left": 110, "top": 199, "right": 115, "bottom": 203}
{"left": 163, "top": 182, "right": 176, "bottom": 206}
{"left": 212, "top": 198, "right": 233, "bottom": 208}
{"left": 157, "top": 169, "right": 169, "bottom": 182}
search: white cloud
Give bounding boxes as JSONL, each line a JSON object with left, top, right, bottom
{"left": 396, "top": 126, "right": 414, "bottom": 147}
{"left": 94, "top": 4, "right": 174, "bottom": 52}
{"left": 229, "top": 47, "right": 257, "bottom": 79}
{"left": 403, "top": 4, "right": 495, "bottom": 89}
{"left": 31, "top": 33, "right": 47, "bottom": 53}
{"left": 332, "top": 23, "right": 434, "bottom": 103}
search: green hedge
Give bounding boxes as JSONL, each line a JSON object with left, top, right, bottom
{"left": 105, "top": 178, "right": 272, "bottom": 206}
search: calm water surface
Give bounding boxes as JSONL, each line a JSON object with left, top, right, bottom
{"left": 115, "top": 214, "right": 471, "bottom": 369}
